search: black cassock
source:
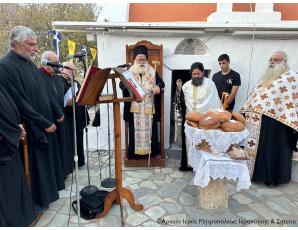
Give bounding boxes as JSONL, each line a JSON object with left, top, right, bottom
{"left": 0, "top": 85, "right": 36, "bottom": 227}
{"left": 0, "top": 51, "right": 63, "bottom": 207}
{"left": 119, "top": 72, "right": 165, "bottom": 159}
{"left": 63, "top": 79, "right": 89, "bottom": 168}
{"left": 40, "top": 68, "right": 73, "bottom": 177}
{"left": 39, "top": 70, "right": 65, "bottom": 188}
{"left": 253, "top": 115, "right": 298, "bottom": 185}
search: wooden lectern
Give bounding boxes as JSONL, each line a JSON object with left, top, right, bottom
{"left": 77, "top": 67, "right": 143, "bottom": 224}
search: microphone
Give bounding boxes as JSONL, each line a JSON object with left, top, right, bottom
{"left": 41, "top": 59, "right": 72, "bottom": 70}
{"left": 117, "top": 63, "right": 131, "bottom": 68}
{"left": 66, "top": 52, "right": 86, "bottom": 60}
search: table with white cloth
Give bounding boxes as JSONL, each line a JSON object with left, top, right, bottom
{"left": 184, "top": 123, "right": 251, "bottom": 209}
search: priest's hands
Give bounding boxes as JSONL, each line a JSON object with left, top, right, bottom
{"left": 152, "top": 86, "right": 160, "bottom": 95}
{"left": 57, "top": 115, "right": 64, "bottom": 123}
{"left": 135, "top": 96, "right": 143, "bottom": 103}
{"left": 45, "top": 124, "right": 57, "bottom": 133}
{"left": 66, "top": 99, "right": 72, "bottom": 106}
{"left": 19, "top": 124, "right": 26, "bottom": 140}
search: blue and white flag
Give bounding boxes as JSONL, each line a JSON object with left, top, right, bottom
{"left": 48, "top": 29, "right": 62, "bottom": 57}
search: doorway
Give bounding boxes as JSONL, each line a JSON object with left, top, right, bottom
{"left": 170, "top": 69, "right": 211, "bottom": 147}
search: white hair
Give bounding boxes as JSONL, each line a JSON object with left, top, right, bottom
{"left": 9, "top": 26, "right": 36, "bottom": 49}
{"left": 40, "top": 51, "right": 57, "bottom": 66}
{"left": 274, "top": 50, "right": 288, "bottom": 66}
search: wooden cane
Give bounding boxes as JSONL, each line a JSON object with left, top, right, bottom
{"left": 21, "top": 123, "right": 31, "bottom": 190}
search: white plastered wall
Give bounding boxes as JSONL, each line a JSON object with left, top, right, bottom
{"left": 96, "top": 32, "right": 298, "bottom": 150}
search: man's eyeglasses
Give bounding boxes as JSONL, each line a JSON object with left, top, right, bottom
{"left": 136, "top": 58, "right": 147, "bottom": 62}
{"left": 268, "top": 58, "right": 283, "bottom": 62}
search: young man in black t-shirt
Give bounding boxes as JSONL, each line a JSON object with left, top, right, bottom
{"left": 212, "top": 54, "right": 241, "bottom": 111}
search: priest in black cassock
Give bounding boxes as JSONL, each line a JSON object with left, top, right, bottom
{"left": 61, "top": 62, "right": 89, "bottom": 168}
{"left": 0, "top": 26, "right": 62, "bottom": 208}
{"left": 119, "top": 45, "right": 165, "bottom": 160}
{"left": 0, "top": 85, "right": 36, "bottom": 226}
{"left": 40, "top": 51, "right": 72, "bottom": 177}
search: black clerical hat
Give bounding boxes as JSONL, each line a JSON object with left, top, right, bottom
{"left": 133, "top": 45, "right": 148, "bottom": 60}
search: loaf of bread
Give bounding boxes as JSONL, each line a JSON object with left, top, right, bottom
{"left": 232, "top": 112, "right": 246, "bottom": 125}
{"left": 186, "top": 111, "right": 206, "bottom": 122}
{"left": 207, "top": 110, "right": 232, "bottom": 122}
{"left": 227, "top": 146, "right": 248, "bottom": 160}
{"left": 199, "top": 116, "right": 220, "bottom": 130}
{"left": 220, "top": 120, "right": 245, "bottom": 132}
{"left": 186, "top": 120, "right": 200, "bottom": 128}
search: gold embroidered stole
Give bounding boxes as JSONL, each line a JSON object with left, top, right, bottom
{"left": 243, "top": 111, "right": 262, "bottom": 178}
{"left": 129, "top": 64, "right": 156, "bottom": 155}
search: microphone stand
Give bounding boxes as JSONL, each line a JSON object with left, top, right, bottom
{"left": 64, "top": 72, "right": 81, "bottom": 226}
{"left": 101, "top": 81, "right": 116, "bottom": 188}
{"left": 78, "top": 48, "right": 100, "bottom": 197}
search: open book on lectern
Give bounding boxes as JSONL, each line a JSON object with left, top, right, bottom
{"left": 76, "top": 66, "right": 146, "bottom": 106}
{"left": 76, "top": 67, "right": 111, "bottom": 105}
{"left": 113, "top": 67, "right": 146, "bottom": 102}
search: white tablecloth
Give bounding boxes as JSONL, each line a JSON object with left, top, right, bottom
{"left": 185, "top": 123, "right": 250, "bottom": 154}
{"left": 185, "top": 124, "right": 251, "bottom": 191}
{"left": 189, "top": 148, "right": 251, "bottom": 191}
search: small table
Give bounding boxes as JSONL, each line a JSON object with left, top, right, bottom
{"left": 185, "top": 124, "right": 251, "bottom": 209}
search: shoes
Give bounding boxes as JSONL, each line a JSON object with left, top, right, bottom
{"left": 179, "top": 166, "right": 193, "bottom": 172}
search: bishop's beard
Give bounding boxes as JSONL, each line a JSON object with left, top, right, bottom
{"left": 191, "top": 77, "right": 204, "bottom": 86}
{"left": 259, "top": 62, "right": 287, "bottom": 85}
{"left": 134, "top": 61, "right": 149, "bottom": 75}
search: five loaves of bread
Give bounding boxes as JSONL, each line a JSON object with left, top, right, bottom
{"left": 185, "top": 110, "right": 246, "bottom": 132}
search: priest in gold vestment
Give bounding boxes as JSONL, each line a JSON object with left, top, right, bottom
{"left": 120, "top": 45, "right": 165, "bottom": 160}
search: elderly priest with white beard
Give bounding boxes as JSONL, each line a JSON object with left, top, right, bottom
{"left": 241, "top": 51, "right": 298, "bottom": 188}
{"left": 120, "top": 45, "right": 165, "bottom": 160}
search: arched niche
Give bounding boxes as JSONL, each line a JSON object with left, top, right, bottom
{"left": 174, "top": 38, "right": 208, "bottom": 55}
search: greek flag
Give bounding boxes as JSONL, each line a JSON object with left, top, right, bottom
{"left": 48, "top": 29, "right": 62, "bottom": 57}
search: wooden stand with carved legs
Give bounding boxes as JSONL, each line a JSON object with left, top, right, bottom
{"left": 95, "top": 77, "right": 143, "bottom": 224}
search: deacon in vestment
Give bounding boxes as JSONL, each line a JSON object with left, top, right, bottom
{"left": 180, "top": 62, "right": 221, "bottom": 171}
{"left": 120, "top": 45, "right": 165, "bottom": 160}
{"left": 240, "top": 51, "right": 298, "bottom": 187}
{"left": 0, "top": 26, "right": 61, "bottom": 208}
{"left": 0, "top": 85, "right": 36, "bottom": 227}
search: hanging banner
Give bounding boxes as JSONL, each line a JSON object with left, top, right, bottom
{"left": 48, "top": 30, "right": 62, "bottom": 57}
{"left": 90, "top": 47, "right": 97, "bottom": 65}
{"left": 67, "top": 39, "right": 76, "bottom": 63}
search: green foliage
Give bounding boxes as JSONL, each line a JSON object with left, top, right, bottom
{"left": 0, "top": 3, "right": 100, "bottom": 66}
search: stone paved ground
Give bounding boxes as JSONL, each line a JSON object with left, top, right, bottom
{"left": 36, "top": 148, "right": 298, "bottom": 226}
{"left": 36, "top": 112, "right": 298, "bottom": 227}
